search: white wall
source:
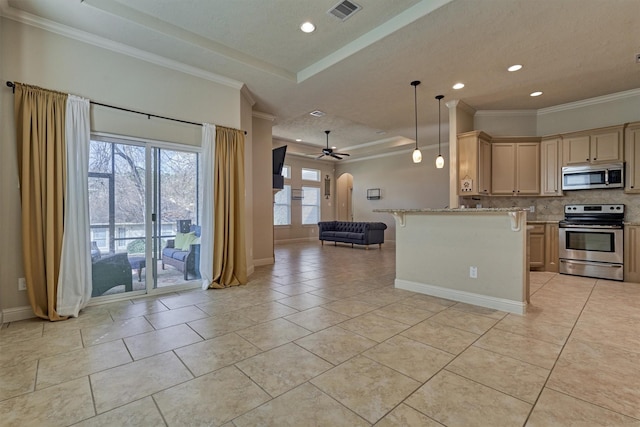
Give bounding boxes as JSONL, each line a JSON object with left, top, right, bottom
{"left": 537, "top": 90, "right": 640, "bottom": 135}
{"left": 252, "top": 114, "right": 275, "bottom": 265}
{"left": 272, "top": 146, "right": 335, "bottom": 244}
{"left": 472, "top": 90, "right": 640, "bottom": 137}
{"left": 335, "top": 146, "right": 450, "bottom": 241}
{"left": 474, "top": 111, "right": 537, "bottom": 136}
{"left": 0, "top": 18, "right": 243, "bottom": 316}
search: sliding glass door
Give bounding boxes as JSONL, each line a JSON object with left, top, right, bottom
{"left": 153, "top": 148, "right": 200, "bottom": 289}
{"left": 88, "top": 136, "right": 202, "bottom": 298}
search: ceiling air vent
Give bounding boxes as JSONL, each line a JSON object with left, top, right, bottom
{"left": 328, "top": 0, "right": 361, "bottom": 21}
{"left": 309, "top": 110, "right": 326, "bottom": 117}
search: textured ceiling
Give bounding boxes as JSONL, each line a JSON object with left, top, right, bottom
{"left": 4, "top": 0, "right": 640, "bottom": 160}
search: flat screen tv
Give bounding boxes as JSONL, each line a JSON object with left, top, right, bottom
{"left": 272, "top": 146, "right": 287, "bottom": 189}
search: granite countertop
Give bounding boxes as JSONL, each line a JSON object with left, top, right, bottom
{"left": 527, "top": 219, "right": 561, "bottom": 224}
{"left": 373, "top": 207, "right": 528, "bottom": 213}
{"left": 625, "top": 222, "right": 640, "bottom": 226}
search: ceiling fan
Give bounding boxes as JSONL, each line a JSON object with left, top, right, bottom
{"left": 316, "top": 130, "right": 350, "bottom": 160}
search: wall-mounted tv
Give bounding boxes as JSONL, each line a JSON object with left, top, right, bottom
{"left": 272, "top": 146, "right": 287, "bottom": 189}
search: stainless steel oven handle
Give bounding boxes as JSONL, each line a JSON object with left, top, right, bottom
{"left": 560, "top": 260, "right": 622, "bottom": 268}
{"left": 559, "top": 224, "right": 623, "bottom": 229}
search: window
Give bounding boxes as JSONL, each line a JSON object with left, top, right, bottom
{"left": 274, "top": 185, "right": 291, "bottom": 225}
{"left": 301, "top": 168, "right": 320, "bottom": 181}
{"left": 301, "top": 186, "right": 320, "bottom": 225}
{"left": 282, "top": 165, "right": 291, "bottom": 179}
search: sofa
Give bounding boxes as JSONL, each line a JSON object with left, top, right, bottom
{"left": 91, "top": 252, "right": 133, "bottom": 297}
{"left": 162, "top": 225, "right": 201, "bottom": 280}
{"left": 318, "top": 221, "right": 387, "bottom": 249}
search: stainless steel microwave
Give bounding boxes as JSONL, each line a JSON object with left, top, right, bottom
{"left": 561, "top": 163, "right": 624, "bottom": 190}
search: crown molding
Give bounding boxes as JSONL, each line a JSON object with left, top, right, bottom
{"left": 475, "top": 110, "right": 537, "bottom": 117}
{"left": 252, "top": 111, "right": 276, "bottom": 121}
{"left": 240, "top": 85, "right": 256, "bottom": 106}
{"left": 1, "top": 3, "right": 244, "bottom": 90}
{"left": 537, "top": 88, "right": 640, "bottom": 115}
{"left": 446, "top": 99, "right": 476, "bottom": 116}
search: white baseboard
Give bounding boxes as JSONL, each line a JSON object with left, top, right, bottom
{"left": 253, "top": 257, "right": 274, "bottom": 266}
{"left": 395, "top": 279, "right": 526, "bottom": 315}
{"left": 2, "top": 305, "right": 36, "bottom": 324}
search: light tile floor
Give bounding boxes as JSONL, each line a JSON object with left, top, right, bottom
{"left": 1, "top": 242, "right": 640, "bottom": 426}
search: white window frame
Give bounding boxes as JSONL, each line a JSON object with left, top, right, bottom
{"left": 301, "top": 168, "right": 321, "bottom": 182}
{"left": 274, "top": 184, "right": 291, "bottom": 226}
{"left": 301, "top": 185, "right": 321, "bottom": 225}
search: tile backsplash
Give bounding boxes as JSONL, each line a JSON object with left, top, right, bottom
{"left": 462, "top": 189, "right": 640, "bottom": 222}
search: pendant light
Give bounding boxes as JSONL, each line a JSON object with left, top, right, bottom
{"left": 410, "top": 81, "right": 422, "bottom": 163}
{"left": 435, "top": 94, "right": 445, "bottom": 169}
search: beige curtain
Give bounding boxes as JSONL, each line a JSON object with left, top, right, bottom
{"left": 14, "top": 83, "right": 68, "bottom": 321}
{"left": 208, "top": 126, "right": 247, "bottom": 288}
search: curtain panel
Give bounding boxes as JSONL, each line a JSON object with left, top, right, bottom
{"left": 14, "top": 83, "right": 68, "bottom": 321}
{"left": 57, "top": 95, "right": 92, "bottom": 317}
{"left": 200, "top": 123, "right": 215, "bottom": 289}
{"left": 208, "top": 126, "right": 247, "bottom": 288}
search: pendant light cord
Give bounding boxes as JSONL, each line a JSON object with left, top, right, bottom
{"left": 438, "top": 97, "right": 441, "bottom": 155}
{"left": 411, "top": 81, "right": 420, "bottom": 150}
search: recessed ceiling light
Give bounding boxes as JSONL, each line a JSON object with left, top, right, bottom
{"left": 300, "top": 22, "right": 315, "bottom": 33}
{"left": 508, "top": 64, "right": 523, "bottom": 72}
{"left": 452, "top": 83, "right": 465, "bottom": 90}
{"left": 309, "top": 110, "right": 326, "bottom": 117}
{"left": 295, "top": 139, "right": 302, "bottom": 142}
{"left": 530, "top": 91, "right": 543, "bottom": 97}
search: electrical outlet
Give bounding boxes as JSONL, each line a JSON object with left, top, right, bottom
{"left": 18, "top": 277, "right": 26, "bottom": 291}
{"left": 469, "top": 266, "right": 478, "bottom": 279}
{"left": 529, "top": 205, "right": 535, "bottom": 213}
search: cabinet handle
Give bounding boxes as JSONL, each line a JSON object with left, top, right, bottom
{"left": 586, "top": 158, "right": 589, "bottom": 161}
{"left": 593, "top": 158, "right": 597, "bottom": 161}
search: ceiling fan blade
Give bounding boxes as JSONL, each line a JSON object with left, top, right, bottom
{"left": 330, "top": 154, "right": 343, "bottom": 160}
{"left": 333, "top": 152, "right": 350, "bottom": 156}
{"left": 316, "top": 154, "right": 326, "bottom": 159}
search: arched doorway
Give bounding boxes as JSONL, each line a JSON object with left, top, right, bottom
{"left": 336, "top": 173, "right": 353, "bottom": 222}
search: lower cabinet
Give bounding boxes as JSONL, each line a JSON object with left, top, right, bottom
{"left": 624, "top": 225, "right": 640, "bottom": 283}
{"left": 544, "top": 223, "right": 559, "bottom": 273}
{"left": 527, "top": 222, "right": 559, "bottom": 272}
{"left": 528, "top": 224, "right": 545, "bottom": 270}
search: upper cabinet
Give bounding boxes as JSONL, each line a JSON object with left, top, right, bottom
{"left": 491, "top": 138, "right": 540, "bottom": 196}
{"left": 540, "top": 136, "right": 563, "bottom": 196}
{"left": 625, "top": 122, "right": 640, "bottom": 193}
{"left": 562, "top": 125, "right": 624, "bottom": 166}
{"left": 457, "top": 131, "right": 491, "bottom": 196}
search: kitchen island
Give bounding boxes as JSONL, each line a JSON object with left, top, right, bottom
{"left": 374, "top": 208, "right": 529, "bottom": 314}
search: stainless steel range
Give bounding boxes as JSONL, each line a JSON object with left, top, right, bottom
{"left": 559, "top": 204, "right": 624, "bottom": 281}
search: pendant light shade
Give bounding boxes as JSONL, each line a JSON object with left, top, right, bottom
{"left": 435, "top": 94, "right": 445, "bottom": 169}
{"left": 410, "top": 80, "right": 422, "bottom": 163}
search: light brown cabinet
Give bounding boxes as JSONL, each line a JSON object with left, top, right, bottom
{"left": 457, "top": 131, "right": 491, "bottom": 195}
{"left": 562, "top": 125, "right": 623, "bottom": 166}
{"left": 624, "top": 122, "right": 640, "bottom": 194}
{"left": 540, "top": 136, "right": 563, "bottom": 196}
{"left": 528, "top": 224, "right": 545, "bottom": 270}
{"left": 624, "top": 225, "right": 640, "bottom": 283}
{"left": 491, "top": 139, "right": 540, "bottom": 195}
{"left": 544, "top": 223, "right": 559, "bottom": 272}
{"left": 527, "top": 222, "right": 559, "bottom": 273}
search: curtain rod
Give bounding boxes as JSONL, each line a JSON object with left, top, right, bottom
{"left": 5, "top": 81, "right": 247, "bottom": 134}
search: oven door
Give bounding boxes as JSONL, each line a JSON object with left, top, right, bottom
{"left": 558, "top": 225, "right": 623, "bottom": 264}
